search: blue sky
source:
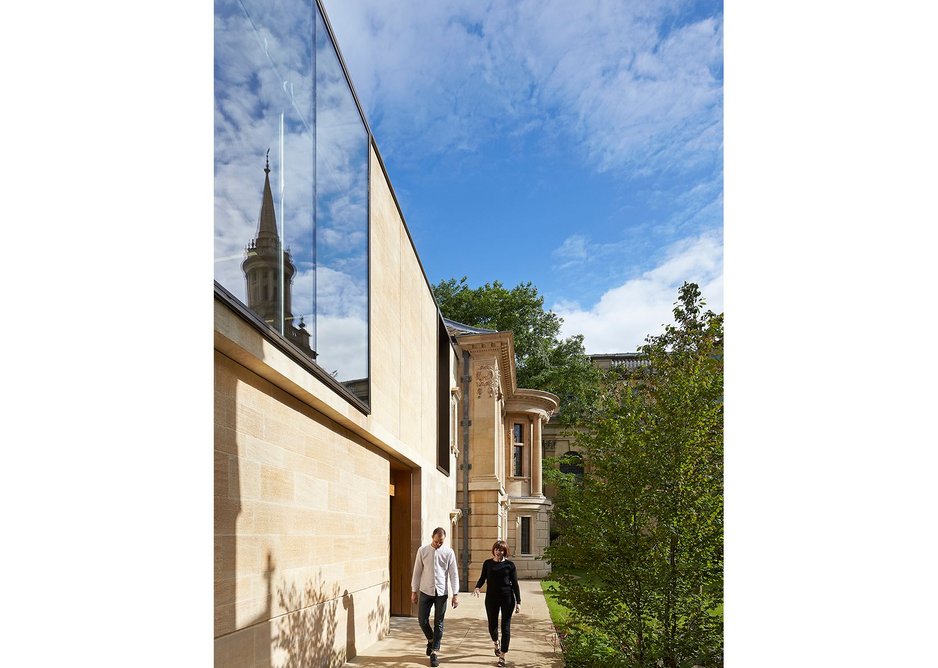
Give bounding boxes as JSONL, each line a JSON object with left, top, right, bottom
{"left": 322, "top": 0, "right": 723, "bottom": 352}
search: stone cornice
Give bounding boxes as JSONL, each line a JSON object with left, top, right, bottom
{"left": 455, "top": 331, "right": 517, "bottom": 401}
{"left": 506, "top": 496, "right": 553, "bottom": 510}
{"left": 468, "top": 479, "right": 507, "bottom": 494}
{"left": 505, "top": 388, "right": 560, "bottom": 421}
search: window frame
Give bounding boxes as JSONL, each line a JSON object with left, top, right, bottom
{"left": 520, "top": 516, "right": 532, "bottom": 555}
{"left": 437, "top": 318, "right": 452, "bottom": 476}
{"left": 215, "top": 282, "right": 370, "bottom": 414}
{"left": 512, "top": 422, "right": 525, "bottom": 477}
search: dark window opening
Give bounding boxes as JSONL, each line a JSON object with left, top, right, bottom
{"left": 559, "top": 451, "right": 584, "bottom": 483}
{"left": 520, "top": 517, "right": 531, "bottom": 555}
{"left": 437, "top": 318, "right": 451, "bottom": 475}
{"left": 513, "top": 423, "right": 524, "bottom": 477}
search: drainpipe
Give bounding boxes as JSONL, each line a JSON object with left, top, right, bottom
{"left": 460, "top": 349, "right": 471, "bottom": 590}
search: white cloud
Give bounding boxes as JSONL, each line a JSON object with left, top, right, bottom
{"left": 551, "top": 234, "right": 590, "bottom": 267}
{"left": 554, "top": 231, "right": 723, "bottom": 352}
{"left": 322, "top": 0, "right": 722, "bottom": 175}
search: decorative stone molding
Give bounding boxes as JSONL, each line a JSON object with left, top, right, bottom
{"left": 452, "top": 331, "right": 514, "bottom": 402}
{"left": 504, "top": 389, "right": 560, "bottom": 421}
{"left": 449, "top": 387, "right": 461, "bottom": 457}
{"left": 476, "top": 363, "right": 500, "bottom": 399}
{"left": 450, "top": 509, "right": 463, "bottom": 526}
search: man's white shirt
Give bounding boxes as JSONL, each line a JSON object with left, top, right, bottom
{"left": 411, "top": 543, "right": 459, "bottom": 597}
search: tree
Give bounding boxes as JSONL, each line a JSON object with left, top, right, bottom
{"left": 432, "top": 276, "right": 602, "bottom": 424}
{"left": 544, "top": 282, "right": 723, "bottom": 668}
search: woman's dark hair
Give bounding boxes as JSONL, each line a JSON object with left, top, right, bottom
{"left": 492, "top": 540, "right": 510, "bottom": 557}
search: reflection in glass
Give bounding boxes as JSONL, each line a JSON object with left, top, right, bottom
{"left": 214, "top": 0, "right": 369, "bottom": 405}
{"left": 313, "top": 6, "right": 369, "bottom": 396}
{"left": 242, "top": 153, "right": 314, "bottom": 356}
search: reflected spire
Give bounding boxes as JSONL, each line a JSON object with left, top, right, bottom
{"left": 256, "top": 148, "right": 279, "bottom": 242}
{"left": 242, "top": 152, "right": 314, "bottom": 358}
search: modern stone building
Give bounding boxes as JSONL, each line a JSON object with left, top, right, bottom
{"left": 213, "top": 1, "right": 558, "bottom": 665}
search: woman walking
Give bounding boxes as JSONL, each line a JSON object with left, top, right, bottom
{"left": 472, "top": 540, "right": 521, "bottom": 667}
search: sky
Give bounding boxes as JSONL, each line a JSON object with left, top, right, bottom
{"left": 5, "top": 2, "right": 938, "bottom": 666}
{"left": 321, "top": 0, "right": 724, "bottom": 353}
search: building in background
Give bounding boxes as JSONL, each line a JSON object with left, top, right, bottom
{"left": 446, "top": 320, "right": 559, "bottom": 583}
{"left": 541, "top": 353, "right": 646, "bottom": 539}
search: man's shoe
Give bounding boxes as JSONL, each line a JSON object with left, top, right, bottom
{"left": 426, "top": 641, "right": 433, "bottom": 656}
{"left": 430, "top": 652, "right": 439, "bottom": 667}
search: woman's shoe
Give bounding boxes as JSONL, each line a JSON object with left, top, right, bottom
{"left": 493, "top": 640, "right": 501, "bottom": 656}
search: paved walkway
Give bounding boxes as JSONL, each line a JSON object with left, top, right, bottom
{"left": 344, "top": 580, "right": 563, "bottom": 668}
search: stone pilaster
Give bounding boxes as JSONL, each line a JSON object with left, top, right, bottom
{"left": 531, "top": 415, "right": 543, "bottom": 497}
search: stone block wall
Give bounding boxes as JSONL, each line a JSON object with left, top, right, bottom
{"left": 215, "top": 352, "right": 392, "bottom": 667}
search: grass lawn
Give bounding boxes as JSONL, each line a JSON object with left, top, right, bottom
{"left": 541, "top": 573, "right": 723, "bottom": 631}
{"left": 540, "top": 575, "right": 571, "bottom": 630}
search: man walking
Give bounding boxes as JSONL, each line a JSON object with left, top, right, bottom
{"left": 411, "top": 527, "right": 459, "bottom": 666}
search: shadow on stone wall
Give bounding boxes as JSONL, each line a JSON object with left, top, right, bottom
{"left": 273, "top": 573, "right": 344, "bottom": 668}
{"left": 366, "top": 582, "right": 389, "bottom": 640}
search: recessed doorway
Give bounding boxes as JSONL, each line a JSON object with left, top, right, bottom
{"left": 389, "top": 464, "right": 414, "bottom": 616}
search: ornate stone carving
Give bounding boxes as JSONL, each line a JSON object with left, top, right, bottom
{"left": 476, "top": 363, "right": 500, "bottom": 398}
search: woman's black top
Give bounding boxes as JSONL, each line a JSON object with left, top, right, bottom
{"left": 474, "top": 558, "right": 521, "bottom": 604}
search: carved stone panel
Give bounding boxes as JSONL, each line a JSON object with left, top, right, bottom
{"left": 476, "top": 363, "right": 501, "bottom": 399}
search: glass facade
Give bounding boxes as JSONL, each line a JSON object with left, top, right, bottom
{"left": 214, "top": 0, "right": 369, "bottom": 405}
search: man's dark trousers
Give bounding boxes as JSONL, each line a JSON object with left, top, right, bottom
{"left": 418, "top": 592, "right": 449, "bottom": 651}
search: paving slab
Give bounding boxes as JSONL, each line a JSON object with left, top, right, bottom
{"left": 344, "top": 580, "right": 563, "bottom": 668}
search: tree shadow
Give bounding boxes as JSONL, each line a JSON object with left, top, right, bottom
{"left": 273, "top": 573, "right": 345, "bottom": 668}
{"left": 366, "top": 581, "right": 390, "bottom": 640}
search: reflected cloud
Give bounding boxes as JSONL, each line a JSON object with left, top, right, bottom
{"left": 315, "top": 315, "right": 369, "bottom": 382}
{"left": 215, "top": 0, "right": 370, "bottom": 398}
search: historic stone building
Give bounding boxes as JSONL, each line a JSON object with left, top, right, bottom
{"left": 446, "top": 321, "right": 559, "bottom": 583}
{"left": 541, "top": 352, "right": 646, "bottom": 538}
{"left": 213, "top": 1, "right": 558, "bottom": 665}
